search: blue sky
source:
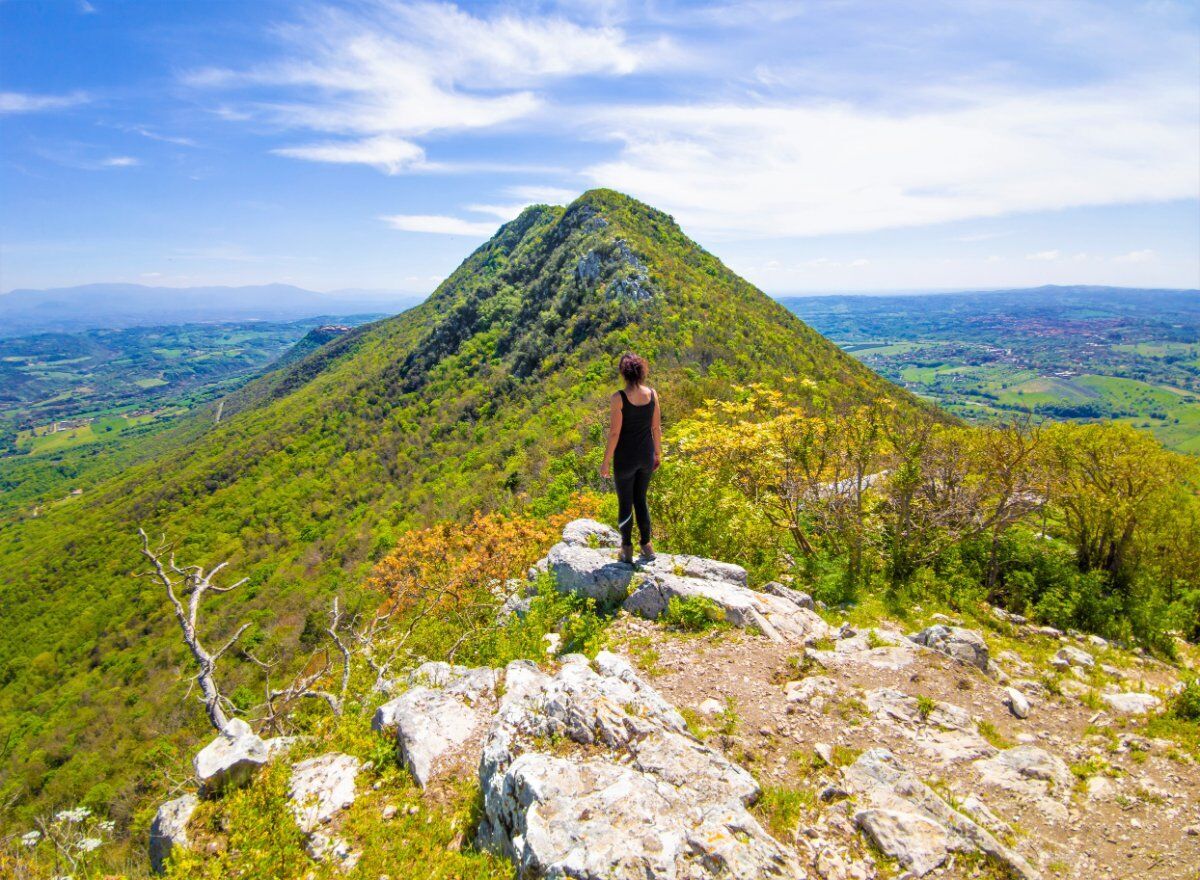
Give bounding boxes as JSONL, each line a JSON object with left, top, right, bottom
{"left": 2, "top": 0, "right": 1198, "bottom": 295}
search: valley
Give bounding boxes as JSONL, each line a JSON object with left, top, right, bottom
{"left": 783, "top": 287, "right": 1200, "bottom": 453}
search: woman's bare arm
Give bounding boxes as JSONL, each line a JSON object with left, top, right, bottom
{"left": 651, "top": 389, "right": 663, "bottom": 468}
{"left": 600, "top": 393, "right": 622, "bottom": 478}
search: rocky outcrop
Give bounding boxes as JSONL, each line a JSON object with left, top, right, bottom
{"left": 546, "top": 522, "right": 828, "bottom": 644}
{"left": 560, "top": 518, "right": 621, "bottom": 548}
{"left": 288, "top": 753, "right": 360, "bottom": 833}
{"left": 373, "top": 661, "right": 499, "bottom": 788}
{"left": 1101, "top": 692, "right": 1161, "bottom": 714}
{"left": 476, "top": 652, "right": 802, "bottom": 879}
{"left": 193, "top": 718, "right": 269, "bottom": 796}
{"left": 908, "top": 625, "right": 990, "bottom": 672}
{"left": 972, "top": 745, "right": 1074, "bottom": 821}
{"left": 761, "top": 581, "right": 815, "bottom": 610}
{"left": 866, "top": 688, "right": 997, "bottom": 764}
{"left": 1051, "top": 646, "right": 1094, "bottom": 669}
{"left": 149, "top": 793, "right": 198, "bottom": 874}
{"left": 843, "top": 749, "right": 1039, "bottom": 878}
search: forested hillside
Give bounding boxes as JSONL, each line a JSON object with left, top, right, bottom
{"left": 0, "top": 190, "right": 918, "bottom": 832}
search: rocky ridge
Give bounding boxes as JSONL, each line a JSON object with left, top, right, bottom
{"left": 148, "top": 520, "right": 1199, "bottom": 878}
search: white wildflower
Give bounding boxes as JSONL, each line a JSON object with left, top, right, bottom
{"left": 80, "top": 837, "right": 103, "bottom": 852}
{"left": 54, "top": 806, "right": 91, "bottom": 823}
{"left": 20, "top": 830, "right": 41, "bottom": 847}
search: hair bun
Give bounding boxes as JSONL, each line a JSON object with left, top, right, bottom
{"left": 619, "top": 352, "right": 648, "bottom": 384}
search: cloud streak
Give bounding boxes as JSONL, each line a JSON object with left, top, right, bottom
{"left": 0, "top": 91, "right": 88, "bottom": 114}
{"left": 189, "top": 0, "right": 668, "bottom": 171}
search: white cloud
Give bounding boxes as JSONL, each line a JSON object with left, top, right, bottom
{"left": 273, "top": 136, "right": 426, "bottom": 175}
{"left": 581, "top": 82, "right": 1199, "bottom": 238}
{"left": 101, "top": 156, "right": 140, "bottom": 168}
{"left": 379, "top": 213, "right": 499, "bottom": 235}
{"left": 190, "top": 1, "right": 665, "bottom": 172}
{"left": 1113, "top": 248, "right": 1157, "bottom": 263}
{"left": 0, "top": 91, "right": 88, "bottom": 114}
{"left": 79, "top": 1, "right": 97, "bottom": 13}
{"left": 1026, "top": 250, "right": 1061, "bottom": 261}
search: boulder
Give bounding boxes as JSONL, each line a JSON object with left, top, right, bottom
{"left": 760, "top": 581, "right": 815, "bottom": 610}
{"left": 1051, "top": 646, "right": 1094, "bottom": 669}
{"left": 623, "top": 570, "right": 829, "bottom": 644}
{"left": 1004, "top": 687, "right": 1031, "bottom": 719}
{"left": 149, "top": 793, "right": 198, "bottom": 874}
{"left": 288, "top": 753, "right": 360, "bottom": 833}
{"left": 547, "top": 542, "right": 637, "bottom": 604}
{"left": 1101, "top": 692, "right": 1161, "bottom": 715}
{"left": 972, "top": 746, "right": 1074, "bottom": 821}
{"left": 854, "top": 809, "right": 951, "bottom": 876}
{"left": 193, "top": 718, "right": 269, "bottom": 796}
{"left": 560, "top": 518, "right": 621, "bottom": 548}
{"left": 908, "top": 625, "right": 990, "bottom": 672}
{"left": 372, "top": 662, "right": 497, "bottom": 732}
{"left": 843, "top": 749, "right": 1039, "bottom": 879}
{"left": 477, "top": 652, "right": 801, "bottom": 879}
{"left": 865, "top": 689, "right": 997, "bottom": 764}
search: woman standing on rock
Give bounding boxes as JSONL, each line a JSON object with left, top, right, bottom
{"left": 600, "top": 352, "right": 662, "bottom": 563}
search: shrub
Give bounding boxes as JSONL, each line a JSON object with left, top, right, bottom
{"left": 1171, "top": 678, "right": 1200, "bottom": 722}
{"left": 662, "top": 595, "right": 727, "bottom": 632}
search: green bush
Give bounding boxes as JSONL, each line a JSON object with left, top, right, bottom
{"left": 662, "top": 595, "right": 727, "bottom": 632}
{"left": 1172, "top": 678, "right": 1200, "bottom": 722}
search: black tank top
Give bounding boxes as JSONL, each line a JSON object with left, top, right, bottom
{"left": 614, "top": 388, "right": 656, "bottom": 469}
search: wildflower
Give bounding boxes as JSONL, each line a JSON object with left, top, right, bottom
{"left": 20, "top": 830, "right": 41, "bottom": 847}
{"left": 80, "top": 837, "right": 103, "bottom": 852}
{"left": 54, "top": 806, "right": 91, "bottom": 823}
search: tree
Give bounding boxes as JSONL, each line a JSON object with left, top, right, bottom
{"left": 1039, "top": 423, "right": 1190, "bottom": 583}
{"left": 138, "top": 530, "right": 249, "bottom": 734}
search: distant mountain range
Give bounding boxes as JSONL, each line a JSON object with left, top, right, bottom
{"left": 0, "top": 283, "right": 425, "bottom": 337}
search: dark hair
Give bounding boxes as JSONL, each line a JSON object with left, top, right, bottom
{"left": 618, "top": 352, "right": 648, "bottom": 385}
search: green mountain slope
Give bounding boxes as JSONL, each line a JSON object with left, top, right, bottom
{"left": 0, "top": 189, "right": 923, "bottom": 827}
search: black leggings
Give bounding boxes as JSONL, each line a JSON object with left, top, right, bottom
{"left": 615, "top": 465, "right": 653, "bottom": 547}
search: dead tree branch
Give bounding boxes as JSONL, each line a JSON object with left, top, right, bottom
{"left": 138, "top": 529, "right": 249, "bottom": 734}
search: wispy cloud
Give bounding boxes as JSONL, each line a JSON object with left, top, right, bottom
{"left": 273, "top": 135, "right": 427, "bottom": 175}
{"left": 581, "top": 80, "right": 1199, "bottom": 238}
{"left": 1114, "top": 249, "right": 1157, "bottom": 263}
{"left": 101, "top": 156, "right": 140, "bottom": 168}
{"left": 1026, "top": 250, "right": 1061, "bottom": 261}
{"left": 379, "top": 213, "right": 500, "bottom": 236}
{"left": 0, "top": 91, "right": 88, "bottom": 114}
{"left": 189, "top": 1, "right": 668, "bottom": 172}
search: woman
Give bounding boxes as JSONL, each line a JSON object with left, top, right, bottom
{"left": 600, "top": 353, "right": 662, "bottom": 563}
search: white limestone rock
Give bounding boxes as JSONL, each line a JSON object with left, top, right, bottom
{"left": 842, "top": 749, "right": 1039, "bottom": 879}
{"left": 972, "top": 745, "right": 1074, "bottom": 821}
{"left": 547, "top": 542, "right": 637, "bottom": 604}
{"left": 1051, "top": 646, "right": 1094, "bottom": 669}
{"left": 865, "top": 689, "right": 997, "bottom": 764}
{"left": 288, "top": 753, "right": 360, "bottom": 833}
{"left": 149, "top": 793, "right": 198, "bottom": 874}
{"left": 477, "top": 652, "right": 802, "bottom": 879}
{"left": 761, "top": 581, "right": 815, "bottom": 610}
{"left": 622, "top": 569, "right": 829, "bottom": 644}
{"left": 1101, "top": 692, "right": 1161, "bottom": 714}
{"left": 1004, "top": 687, "right": 1031, "bottom": 719}
{"left": 560, "top": 518, "right": 621, "bottom": 548}
{"left": 908, "top": 625, "right": 990, "bottom": 672}
{"left": 193, "top": 718, "right": 269, "bottom": 796}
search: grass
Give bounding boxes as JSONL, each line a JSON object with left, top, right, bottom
{"left": 752, "top": 785, "right": 815, "bottom": 838}
{"left": 662, "top": 595, "right": 728, "bottom": 633}
{"left": 916, "top": 694, "right": 937, "bottom": 720}
{"left": 976, "top": 719, "right": 1013, "bottom": 750}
